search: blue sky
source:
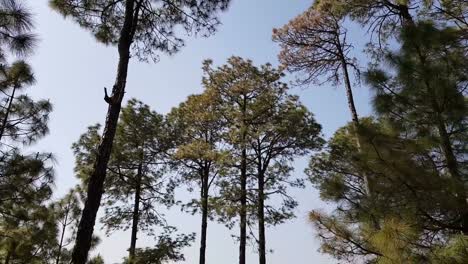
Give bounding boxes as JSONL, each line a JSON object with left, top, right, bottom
{"left": 27, "top": 0, "right": 372, "bottom": 263}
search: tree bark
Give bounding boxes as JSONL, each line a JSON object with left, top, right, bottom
{"left": 336, "top": 41, "right": 373, "bottom": 198}
{"left": 129, "top": 163, "right": 143, "bottom": 262}
{"left": 70, "top": 1, "right": 138, "bottom": 263}
{"left": 0, "top": 85, "right": 17, "bottom": 142}
{"left": 239, "top": 94, "right": 247, "bottom": 264}
{"left": 199, "top": 168, "right": 209, "bottom": 264}
{"left": 257, "top": 164, "right": 266, "bottom": 264}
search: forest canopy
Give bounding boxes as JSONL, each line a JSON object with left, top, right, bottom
{"left": 0, "top": 0, "right": 467, "bottom": 264}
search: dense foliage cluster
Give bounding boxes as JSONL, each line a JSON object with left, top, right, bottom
{"left": 0, "top": 0, "right": 466, "bottom": 263}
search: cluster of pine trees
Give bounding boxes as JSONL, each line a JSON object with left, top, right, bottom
{"left": 0, "top": 0, "right": 466, "bottom": 264}
{"left": 273, "top": 0, "right": 468, "bottom": 263}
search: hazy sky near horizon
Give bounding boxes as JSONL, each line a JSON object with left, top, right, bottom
{"left": 26, "top": 0, "right": 373, "bottom": 263}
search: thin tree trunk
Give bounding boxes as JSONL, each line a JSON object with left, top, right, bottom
{"left": 199, "top": 168, "right": 209, "bottom": 264}
{"left": 429, "top": 89, "right": 468, "bottom": 234}
{"left": 340, "top": 59, "right": 359, "bottom": 127}
{"left": 257, "top": 161, "right": 266, "bottom": 264}
{"left": 417, "top": 38, "right": 468, "bottom": 234}
{"left": 436, "top": 118, "right": 468, "bottom": 234}
{"left": 56, "top": 204, "right": 70, "bottom": 264}
{"left": 0, "top": 85, "right": 17, "bottom": 142}
{"left": 336, "top": 43, "right": 373, "bottom": 198}
{"left": 339, "top": 60, "right": 373, "bottom": 197}
{"left": 336, "top": 37, "right": 381, "bottom": 229}
{"left": 4, "top": 248, "right": 12, "bottom": 264}
{"left": 71, "top": 1, "right": 138, "bottom": 263}
{"left": 129, "top": 163, "right": 143, "bottom": 262}
{"left": 239, "top": 94, "right": 247, "bottom": 264}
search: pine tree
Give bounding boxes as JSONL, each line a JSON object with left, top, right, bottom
{"left": 306, "top": 22, "right": 468, "bottom": 263}
{"left": 0, "top": 0, "right": 37, "bottom": 59}
{"left": 365, "top": 22, "right": 468, "bottom": 234}
{"left": 202, "top": 57, "right": 323, "bottom": 264}
{"left": 0, "top": 153, "right": 57, "bottom": 264}
{"left": 167, "top": 90, "right": 226, "bottom": 264}
{"left": 0, "top": 61, "right": 52, "bottom": 145}
{"left": 72, "top": 99, "right": 177, "bottom": 263}
{"left": 121, "top": 228, "right": 195, "bottom": 264}
{"left": 49, "top": 1, "right": 231, "bottom": 262}
{"left": 53, "top": 189, "right": 82, "bottom": 264}
{"left": 248, "top": 93, "right": 323, "bottom": 264}
{"left": 273, "top": 4, "right": 360, "bottom": 125}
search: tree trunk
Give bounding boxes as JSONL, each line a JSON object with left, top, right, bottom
{"left": 336, "top": 39, "right": 381, "bottom": 228}
{"left": 340, "top": 60, "right": 373, "bottom": 197}
{"left": 429, "top": 95, "right": 468, "bottom": 234}
{"left": 418, "top": 40, "right": 468, "bottom": 234}
{"left": 199, "top": 169, "right": 209, "bottom": 264}
{"left": 0, "top": 85, "right": 17, "bottom": 142}
{"left": 4, "top": 248, "right": 12, "bottom": 264}
{"left": 70, "top": 1, "right": 137, "bottom": 263}
{"left": 257, "top": 166, "right": 266, "bottom": 264}
{"left": 436, "top": 117, "right": 468, "bottom": 233}
{"left": 397, "top": 4, "right": 414, "bottom": 26}
{"left": 340, "top": 60, "right": 359, "bottom": 127}
{"left": 129, "top": 163, "right": 143, "bottom": 262}
{"left": 56, "top": 205, "right": 70, "bottom": 264}
{"left": 336, "top": 45, "right": 374, "bottom": 198}
{"left": 239, "top": 94, "right": 247, "bottom": 264}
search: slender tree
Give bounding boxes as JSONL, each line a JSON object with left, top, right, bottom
{"left": 272, "top": 6, "right": 378, "bottom": 201}
{"left": 202, "top": 57, "right": 265, "bottom": 264}
{"left": 49, "top": 1, "right": 231, "bottom": 262}
{"left": 306, "top": 22, "right": 468, "bottom": 263}
{"left": 53, "top": 189, "right": 82, "bottom": 264}
{"left": 249, "top": 95, "right": 323, "bottom": 264}
{"left": 273, "top": 7, "right": 360, "bottom": 125}
{"left": 72, "top": 99, "right": 176, "bottom": 263}
{"left": 201, "top": 57, "right": 323, "bottom": 263}
{"left": 167, "top": 91, "right": 225, "bottom": 264}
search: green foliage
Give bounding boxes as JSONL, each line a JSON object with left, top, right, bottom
{"left": 201, "top": 57, "right": 323, "bottom": 244}
{"left": 122, "top": 228, "right": 195, "bottom": 264}
{"left": 431, "top": 235, "right": 468, "bottom": 264}
{"left": 167, "top": 90, "right": 227, "bottom": 216}
{"left": 306, "top": 20, "right": 468, "bottom": 263}
{"left": 49, "top": 0, "right": 231, "bottom": 61}
{"left": 73, "top": 99, "right": 176, "bottom": 236}
{"left": 87, "top": 254, "right": 105, "bottom": 264}
{"left": 52, "top": 188, "right": 84, "bottom": 264}
{"left": 0, "top": 0, "right": 37, "bottom": 58}
{"left": 0, "top": 60, "right": 52, "bottom": 145}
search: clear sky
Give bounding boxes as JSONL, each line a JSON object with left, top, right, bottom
{"left": 26, "top": 0, "right": 372, "bottom": 263}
